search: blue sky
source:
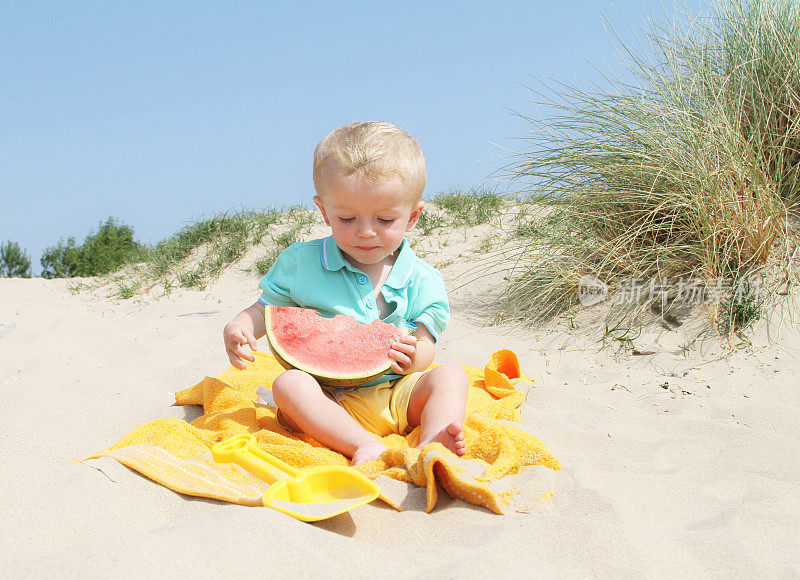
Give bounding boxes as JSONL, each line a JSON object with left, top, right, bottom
{"left": 1, "top": 1, "right": 706, "bottom": 272}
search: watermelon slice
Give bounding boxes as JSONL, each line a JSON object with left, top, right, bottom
{"left": 265, "top": 306, "right": 409, "bottom": 387}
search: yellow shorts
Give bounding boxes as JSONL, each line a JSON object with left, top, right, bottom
{"left": 276, "top": 371, "right": 426, "bottom": 437}
{"left": 328, "top": 371, "right": 425, "bottom": 437}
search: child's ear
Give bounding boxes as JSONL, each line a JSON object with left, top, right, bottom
{"left": 313, "top": 196, "right": 332, "bottom": 226}
{"left": 405, "top": 201, "right": 426, "bottom": 232}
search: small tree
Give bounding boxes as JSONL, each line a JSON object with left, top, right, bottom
{"left": 40, "top": 237, "right": 81, "bottom": 278}
{"left": 40, "top": 217, "right": 145, "bottom": 278}
{"left": 79, "top": 217, "right": 143, "bottom": 276}
{"left": 0, "top": 240, "right": 32, "bottom": 278}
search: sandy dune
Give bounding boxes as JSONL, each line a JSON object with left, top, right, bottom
{"left": 1, "top": 220, "right": 799, "bottom": 577}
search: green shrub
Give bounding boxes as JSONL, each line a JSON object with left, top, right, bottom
{"left": 41, "top": 217, "right": 144, "bottom": 278}
{"left": 0, "top": 240, "right": 32, "bottom": 278}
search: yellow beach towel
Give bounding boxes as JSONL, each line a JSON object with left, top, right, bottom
{"left": 88, "top": 349, "right": 561, "bottom": 514}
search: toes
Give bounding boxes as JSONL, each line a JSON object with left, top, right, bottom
{"left": 418, "top": 422, "right": 467, "bottom": 455}
{"left": 446, "top": 421, "right": 463, "bottom": 436}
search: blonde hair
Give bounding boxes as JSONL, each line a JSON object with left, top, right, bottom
{"left": 313, "top": 121, "right": 426, "bottom": 200}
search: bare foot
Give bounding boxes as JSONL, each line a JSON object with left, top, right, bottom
{"left": 351, "top": 439, "right": 387, "bottom": 465}
{"left": 419, "top": 422, "right": 466, "bottom": 456}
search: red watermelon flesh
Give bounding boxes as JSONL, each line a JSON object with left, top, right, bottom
{"left": 265, "top": 306, "right": 407, "bottom": 387}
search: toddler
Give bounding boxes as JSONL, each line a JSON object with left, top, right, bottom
{"left": 223, "top": 121, "right": 468, "bottom": 465}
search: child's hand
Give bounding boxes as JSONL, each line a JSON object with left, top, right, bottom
{"left": 223, "top": 322, "right": 258, "bottom": 370}
{"left": 388, "top": 334, "right": 418, "bottom": 374}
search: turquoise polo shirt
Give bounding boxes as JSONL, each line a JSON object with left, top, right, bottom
{"left": 258, "top": 236, "right": 450, "bottom": 386}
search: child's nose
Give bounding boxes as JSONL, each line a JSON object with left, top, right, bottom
{"left": 356, "top": 221, "right": 376, "bottom": 237}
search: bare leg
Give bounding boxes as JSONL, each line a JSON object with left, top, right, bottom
{"left": 406, "top": 365, "right": 468, "bottom": 455}
{"left": 272, "top": 369, "right": 386, "bottom": 465}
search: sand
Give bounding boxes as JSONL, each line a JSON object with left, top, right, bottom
{"left": 1, "top": 218, "right": 799, "bottom": 577}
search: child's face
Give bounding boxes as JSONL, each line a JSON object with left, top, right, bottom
{"left": 314, "top": 169, "right": 424, "bottom": 269}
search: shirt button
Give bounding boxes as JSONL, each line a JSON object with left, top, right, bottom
{"left": 358, "top": 275, "right": 368, "bottom": 285}
{"left": 365, "top": 298, "right": 374, "bottom": 309}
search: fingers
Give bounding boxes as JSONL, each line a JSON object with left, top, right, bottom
{"left": 243, "top": 329, "right": 259, "bottom": 353}
{"left": 224, "top": 326, "right": 257, "bottom": 369}
{"left": 228, "top": 341, "right": 255, "bottom": 361}
{"left": 389, "top": 347, "right": 412, "bottom": 370}
{"left": 227, "top": 342, "right": 254, "bottom": 369}
{"left": 393, "top": 334, "right": 417, "bottom": 351}
{"left": 228, "top": 351, "right": 248, "bottom": 370}
{"left": 396, "top": 333, "right": 418, "bottom": 346}
{"left": 389, "top": 335, "right": 417, "bottom": 373}
{"left": 234, "top": 341, "right": 256, "bottom": 362}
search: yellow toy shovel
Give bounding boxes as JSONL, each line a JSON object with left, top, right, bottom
{"left": 212, "top": 433, "right": 380, "bottom": 522}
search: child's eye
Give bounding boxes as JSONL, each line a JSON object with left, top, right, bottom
{"left": 378, "top": 218, "right": 396, "bottom": 225}
{"left": 339, "top": 217, "right": 355, "bottom": 223}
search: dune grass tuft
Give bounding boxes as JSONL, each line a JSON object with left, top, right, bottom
{"left": 251, "top": 207, "right": 318, "bottom": 275}
{"left": 100, "top": 208, "right": 312, "bottom": 296}
{"left": 501, "top": 0, "right": 800, "bottom": 338}
{"left": 146, "top": 209, "right": 286, "bottom": 291}
{"left": 418, "top": 187, "right": 508, "bottom": 235}
{"left": 430, "top": 187, "right": 506, "bottom": 227}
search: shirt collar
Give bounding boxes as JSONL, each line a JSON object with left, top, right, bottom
{"left": 320, "top": 236, "right": 415, "bottom": 289}
{"left": 383, "top": 239, "right": 415, "bottom": 289}
{"left": 320, "top": 236, "right": 349, "bottom": 271}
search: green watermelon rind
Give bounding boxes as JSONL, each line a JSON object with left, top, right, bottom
{"left": 264, "top": 306, "right": 412, "bottom": 388}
